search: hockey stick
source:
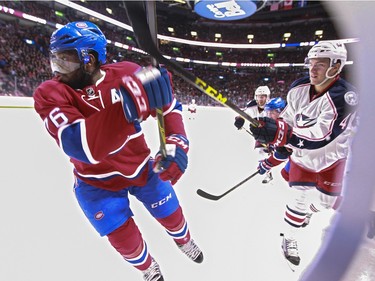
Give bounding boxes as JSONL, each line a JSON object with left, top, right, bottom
{"left": 196, "top": 170, "right": 260, "bottom": 201}
{"left": 239, "top": 126, "right": 270, "bottom": 149}
{"left": 144, "top": 1, "right": 167, "bottom": 162}
{"left": 123, "top": 1, "right": 259, "bottom": 127}
{"left": 241, "top": 126, "right": 253, "bottom": 136}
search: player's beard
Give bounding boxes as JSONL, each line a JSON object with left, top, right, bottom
{"left": 63, "top": 65, "right": 94, "bottom": 90}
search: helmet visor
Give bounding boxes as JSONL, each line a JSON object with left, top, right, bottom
{"left": 50, "top": 53, "right": 81, "bottom": 74}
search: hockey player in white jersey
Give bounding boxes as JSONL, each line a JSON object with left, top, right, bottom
{"left": 234, "top": 86, "right": 272, "bottom": 183}
{"left": 249, "top": 41, "right": 359, "bottom": 266}
{"left": 187, "top": 98, "right": 197, "bottom": 120}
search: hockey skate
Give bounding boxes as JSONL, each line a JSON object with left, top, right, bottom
{"left": 301, "top": 213, "right": 312, "bottom": 228}
{"left": 176, "top": 239, "right": 204, "bottom": 263}
{"left": 142, "top": 258, "right": 164, "bottom": 281}
{"left": 280, "top": 233, "right": 300, "bottom": 266}
{"left": 262, "top": 172, "right": 273, "bottom": 184}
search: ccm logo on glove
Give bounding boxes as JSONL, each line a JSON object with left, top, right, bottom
{"left": 153, "top": 134, "right": 189, "bottom": 185}
{"left": 274, "top": 120, "right": 286, "bottom": 147}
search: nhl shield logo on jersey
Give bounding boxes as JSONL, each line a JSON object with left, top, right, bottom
{"left": 344, "top": 91, "right": 359, "bottom": 106}
{"left": 86, "top": 87, "right": 95, "bottom": 97}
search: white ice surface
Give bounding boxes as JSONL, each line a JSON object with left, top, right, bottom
{"left": 0, "top": 105, "right": 341, "bottom": 281}
{"left": 2, "top": 1, "right": 375, "bottom": 280}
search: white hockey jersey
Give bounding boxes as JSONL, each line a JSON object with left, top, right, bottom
{"left": 280, "top": 76, "right": 358, "bottom": 172}
{"left": 243, "top": 100, "right": 267, "bottom": 119}
{"left": 188, "top": 102, "right": 197, "bottom": 112}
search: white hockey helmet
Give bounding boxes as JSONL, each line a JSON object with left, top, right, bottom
{"left": 306, "top": 41, "right": 347, "bottom": 73}
{"left": 254, "top": 86, "right": 270, "bottom": 97}
{"left": 192, "top": 99, "right": 196, "bottom": 104}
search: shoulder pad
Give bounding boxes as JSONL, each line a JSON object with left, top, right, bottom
{"left": 289, "top": 76, "right": 310, "bottom": 90}
{"left": 246, "top": 99, "right": 258, "bottom": 108}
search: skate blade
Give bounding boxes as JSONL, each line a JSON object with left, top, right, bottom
{"left": 280, "top": 233, "right": 298, "bottom": 272}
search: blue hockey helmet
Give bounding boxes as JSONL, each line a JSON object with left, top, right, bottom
{"left": 264, "top": 97, "right": 286, "bottom": 112}
{"left": 50, "top": 21, "right": 107, "bottom": 65}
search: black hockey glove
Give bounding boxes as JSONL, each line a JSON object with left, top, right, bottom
{"left": 249, "top": 117, "right": 292, "bottom": 146}
{"left": 234, "top": 116, "right": 245, "bottom": 130}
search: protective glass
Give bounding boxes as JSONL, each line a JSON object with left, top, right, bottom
{"left": 50, "top": 53, "right": 81, "bottom": 74}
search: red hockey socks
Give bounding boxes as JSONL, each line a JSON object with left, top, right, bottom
{"left": 107, "top": 217, "right": 151, "bottom": 271}
{"left": 157, "top": 206, "right": 191, "bottom": 245}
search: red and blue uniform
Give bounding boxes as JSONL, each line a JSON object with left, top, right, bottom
{"left": 34, "top": 61, "right": 185, "bottom": 191}
{"left": 34, "top": 61, "right": 187, "bottom": 238}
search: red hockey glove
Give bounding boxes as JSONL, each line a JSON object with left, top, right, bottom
{"left": 258, "top": 159, "right": 273, "bottom": 175}
{"left": 153, "top": 134, "right": 189, "bottom": 185}
{"left": 135, "top": 66, "right": 173, "bottom": 109}
{"left": 250, "top": 117, "right": 292, "bottom": 147}
{"left": 258, "top": 150, "right": 289, "bottom": 175}
{"left": 119, "top": 66, "right": 173, "bottom": 122}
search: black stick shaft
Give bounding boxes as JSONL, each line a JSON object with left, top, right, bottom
{"left": 123, "top": 1, "right": 259, "bottom": 127}
{"left": 196, "top": 170, "right": 260, "bottom": 201}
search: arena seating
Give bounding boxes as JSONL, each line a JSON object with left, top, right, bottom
{"left": 0, "top": 0, "right": 350, "bottom": 107}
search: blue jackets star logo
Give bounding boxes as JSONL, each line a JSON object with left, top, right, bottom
{"left": 295, "top": 114, "right": 317, "bottom": 128}
{"left": 297, "top": 139, "right": 304, "bottom": 147}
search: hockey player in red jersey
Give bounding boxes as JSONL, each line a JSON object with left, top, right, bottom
{"left": 249, "top": 41, "right": 358, "bottom": 266}
{"left": 256, "top": 97, "right": 291, "bottom": 182}
{"left": 33, "top": 21, "right": 203, "bottom": 281}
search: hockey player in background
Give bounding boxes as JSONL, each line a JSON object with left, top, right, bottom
{"left": 187, "top": 98, "right": 197, "bottom": 120}
{"left": 256, "top": 97, "right": 291, "bottom": 182}
{"left": 234, "top": 85, "right": 272, "bottom": 183}
{"left": 33, "top": 21, "right": 203, "bottom": 281}
{"left": 249, "top": 41, "right": 358, "bottom": 266}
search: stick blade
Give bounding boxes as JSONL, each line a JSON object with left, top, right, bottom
{"left": 196, "top": 189, "right": 222, "bottom": 201}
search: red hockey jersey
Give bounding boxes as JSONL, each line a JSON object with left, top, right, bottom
{"left": 34, "top": 61, "right": 186, "bottom": 191}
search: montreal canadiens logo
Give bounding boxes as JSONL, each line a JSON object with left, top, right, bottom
{"left": 344, "top": 91, "right": 359, "bottom": 106}
{"left": 94, "top": 211, "right": 104, "bottom": 220}
{"left": 76, "top": 22, "right": 88, "bottom": 29}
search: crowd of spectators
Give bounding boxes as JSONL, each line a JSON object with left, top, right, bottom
{"left": 0, "top": 20, "right": 51, "bottom": 96}
{"left": 0, "top": 0, "right": 351, "bottom": 107}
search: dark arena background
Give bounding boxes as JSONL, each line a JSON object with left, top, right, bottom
{"left": 0, "top": 1, "right": 375, "bottom": 281}
{"left": 0, "top": 0, "right": 356, "bottom": 105}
